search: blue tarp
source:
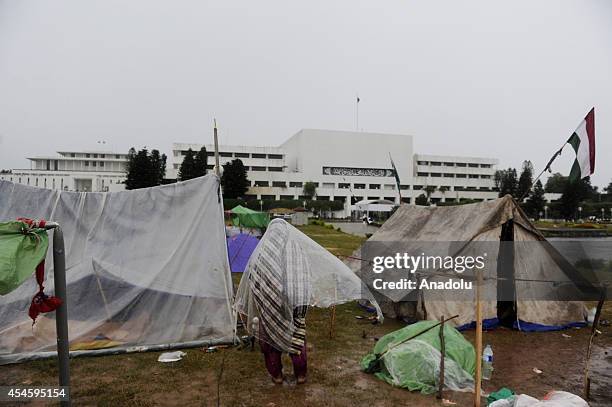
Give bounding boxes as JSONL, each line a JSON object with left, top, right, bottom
{"left": 457, "top": 318, "right": 500, "bottom": 331}
{"left": 226, "top": 233, "right": 259, "bottom": 273}
{"left": 513, "top": 320, "right": 586, "bottom": 332}
{"left": 457, "top": 317, "right": 586, "bottom": 332}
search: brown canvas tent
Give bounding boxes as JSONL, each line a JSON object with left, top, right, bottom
{"left": 348, "top": 195, "right": 590, "bottom": 330}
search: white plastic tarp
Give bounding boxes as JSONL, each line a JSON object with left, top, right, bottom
{"left": 234, "top": 219, "right": 382, "bottom": 351}
{"left": 0, "top": 176, "right": 235, "bottom": 363}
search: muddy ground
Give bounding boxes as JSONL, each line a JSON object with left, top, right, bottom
{"left": 1, "top": 301, "right": 610, "bottom": 407}
{"left": 0, "top": 225, "right": 610, "bottom": 406}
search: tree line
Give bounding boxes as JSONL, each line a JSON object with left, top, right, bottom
{"left": 124, "top": 147, "right": 250, "bottom": 199}
{"left": 494, "top": 160, "right": 606, "bottom": 220}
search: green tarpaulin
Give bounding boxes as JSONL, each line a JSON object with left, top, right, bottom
{"left": 361, "top": 321, "right": 475, "bottom": 394}
{"left": 0, "top": 221, "right": 48, "bottom": 295}
{"left": 230, "top": 205, "right": 270, "bottom": 229}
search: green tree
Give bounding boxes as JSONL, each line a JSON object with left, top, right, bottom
{"left": 559, "top": 177, "right": 595, "bottom": 220}
{"left": 495, "top": 168, "right": 518, "bottom": 198}
{"left": 150, "top": 149, "right": 166, "bottom": 185}
{"left": 179, "top": 147, "right": 208, "bottom": 181}
{"left": 524, "top": 180, "right": 546, "bottom": 218}
{"left": 221, "top": 159, "right": 249, "bottom": 199}
{"left": 178, "top": 148, "right": 197, "bottom": 181}
{"left": 544, "top": 173, "right": 568, "bottom": 193}
{"left": 303, "top": 181, "right": 317, "bottom": 199}
{"left": 604, "top": 180, "right": 612, "bottom": 195}
{"left": 415, "top": 194, "right": 428, "bottom": 206}
{"left": 424, "top": 185, "right": 437, "bottom": 203}
{"left": 517, "top": 160, "right": 534, "bottom": 201}
{"left": 125, "top": 147, "right": 167, "bottom": 190}
{"left": 194, "top": 147, "right": 208, "bottom": 177}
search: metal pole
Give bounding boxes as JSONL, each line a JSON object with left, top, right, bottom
{"left": 51, "top": 226, "right": 71, "bottom": 406}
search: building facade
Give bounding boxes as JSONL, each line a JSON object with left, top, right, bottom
{"left": 2, "top": 130, "right": 506, "bottom": 212}
{"left": 0, "top": 150, "right": 128, "bottom": 192}
{"left": 172, "top": 129, "right": 500, "bottom": 213}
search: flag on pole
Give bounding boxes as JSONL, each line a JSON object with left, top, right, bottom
{"left": 389, "top": 153, "right": 402, "bottom": 201}
{"left": 567, "top": 108, "right": 595, "bottom": 182}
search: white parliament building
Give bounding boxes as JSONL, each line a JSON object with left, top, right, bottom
{"left": 1, "top": 129, "right": 500, "bottom": 214}
{"left": 171, "top": 129, "right": 499, "bottom": 208}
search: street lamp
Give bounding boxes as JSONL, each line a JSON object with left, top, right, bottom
{"left": 578, "top": 206, "right": 583, "bottom": 221}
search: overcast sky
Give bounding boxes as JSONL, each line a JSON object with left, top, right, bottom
{"left": 1, "top": 0, "right": 610, "bottom": 187}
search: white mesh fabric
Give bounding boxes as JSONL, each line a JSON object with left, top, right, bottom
{"left": 0, "top": 176, "right": 235, "bottom": 363}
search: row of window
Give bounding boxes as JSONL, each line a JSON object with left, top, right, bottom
{"left": 412, "top": 185, "right": 496, "bottom": 192}
{"left": 417, "top": 161, "right": 492, "bottom": 168}
{"left": 84, "top": 161, "right": 106, "bottom": 167}
{"left": 201, "top": 165, "right": 283, "bottom": 172}
{"left": 179, "top": 150, "right": 283, "bottom": 160}
{"left": 242, "top": 194, "right": 398, "bottom": 203}
{"left": 0, "top": 176, "right": 120, "bottom": 190}
{"left": 248, "top": 181, "right": 496, "bottom": 191}
{"left": 66, "top": 153, "right": 123, "bottom": 159}
{"left": 239, "top": 194, "right": 492, "bottom": 204}
{"left": 416, "top": 172, "right": 492, "bottom": 179}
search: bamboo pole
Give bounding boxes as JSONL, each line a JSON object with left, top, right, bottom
{"left": 329, "top": 277, "right": 338, "bottom": 339}
{"left": 437, "top": 315, "right": 446, "bottom": 399}
{"left": 583, "top": 294, "right": 605, "bottom": 400}
{"left": 329, "top": 305, "right": 336, "bottom": 339}
{"left": 474, "top": 269, "right": 483, "bottom": 407}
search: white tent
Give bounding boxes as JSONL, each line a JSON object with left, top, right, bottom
{"left": 354, "top": 199, "right": 397, "bottom": 213}
{"left": 0, "top": 175, "right": 235, "bottom": 363}
{"left": 347, "top": 196, "right": 589, "bottom": 330}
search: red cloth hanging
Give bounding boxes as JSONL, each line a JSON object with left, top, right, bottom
{"left": 17, "top": 218, "right": 63, "bottom": 324}
{"left": 28, "top": 260, "right": 62, "bottom": 323}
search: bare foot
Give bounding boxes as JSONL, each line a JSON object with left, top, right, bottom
{"left": 296, "top": 376, "right": 306, "bottom": 384}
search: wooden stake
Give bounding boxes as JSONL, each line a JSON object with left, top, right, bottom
{"left": 329, "top": 277, "right": 338, "bottom": 339}
{"left": 437, "top": 315, "right": 446, "bottom": 399}
{"left": 329, "top": 305, "right": 336, "bottom": 339}
{"left": 474, "top": 270, "right": 483, "bottom": 407}
{"left": 583, "top": 294, "right": 605, "bottom": 400}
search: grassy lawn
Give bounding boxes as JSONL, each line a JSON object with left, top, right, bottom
{"left": 1, "top": 224, "right": 610, "bottom": 406}
{"left": 295, "top": 224, "right": 366, "bottom": 257}
{"left": 533, "top": 220, "right": 612, "bottom": 230}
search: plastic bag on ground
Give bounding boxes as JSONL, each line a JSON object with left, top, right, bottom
{"left": 490, "top": 391, "right": 588, "bottom": 407}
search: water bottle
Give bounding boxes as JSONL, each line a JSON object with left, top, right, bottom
{"left": 482, "top": 344, "right": 493, "bottom": 380}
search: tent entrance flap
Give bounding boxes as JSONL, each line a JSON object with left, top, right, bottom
{"left": 497, "top": 219, "right": 516, "bottom": 328}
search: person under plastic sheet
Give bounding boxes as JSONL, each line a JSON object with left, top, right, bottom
{"left": 246, "top": 221, "right": 311, "bottom": 384}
